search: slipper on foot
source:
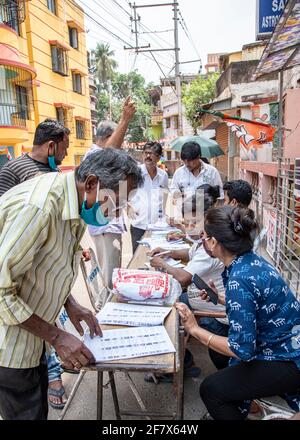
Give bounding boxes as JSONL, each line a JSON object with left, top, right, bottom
{"left": 48, "top": 386, "right": 67, "bottom": 410}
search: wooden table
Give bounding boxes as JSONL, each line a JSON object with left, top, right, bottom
{"left": 83, "top": 234, "right": 185, "bottom": 420}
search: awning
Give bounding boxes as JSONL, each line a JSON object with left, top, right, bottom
{"left": 254, "top": 0, "right": 300, "bottom": 79}
{"left": 0, "top": 44, "right": 37, "bottom": 80}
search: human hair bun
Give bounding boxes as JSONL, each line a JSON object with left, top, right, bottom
{"left": 231, "top": 207, "right": 258, "bottom": 237}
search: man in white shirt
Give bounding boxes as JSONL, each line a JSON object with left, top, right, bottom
{"left": 129, "top": 142, "right": 169, "bottom": 254}
{"left": 84, "top": 97, "right": 136, "bottom": 288}
{"left": 171, "top": 142, "right": 224, "bottom": 202}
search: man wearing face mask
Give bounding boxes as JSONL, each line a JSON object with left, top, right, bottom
{"left": 0, "top": 148, "right": 143, "bottom": 420}
{"left": 0, "top": 119, "right": 70, "bottom": 409}
{"left": 0, "top": 119, "right": 70, "bottom": 196}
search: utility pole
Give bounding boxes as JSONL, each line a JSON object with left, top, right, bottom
{"left": 124, "top": 2, "right": 184, "bottom": 135}
{"left": 173, "top": 0, "right": 183, "bottom": 135}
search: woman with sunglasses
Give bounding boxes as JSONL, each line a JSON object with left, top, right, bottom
{"left": 176, "top": 205, "right": 300, "bottom": 420}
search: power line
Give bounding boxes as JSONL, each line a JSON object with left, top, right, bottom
{"left": 87, "top": 0, "right": 132, "bottom": 34}
{"left": 111, "top": 0, "right": 131, "bottom": 17}
{"left": 140, "top": 29, "right": 173, "bottom": 34}
{"left": 150, "top": 52, "right": 176, "bottom": 95}
{"left": 78, "top": 0, "right": 133, "bottom": 44}
{"left": 178, "top": 8, "right": 201, "bottom": 60}
{"left": 78, "top": 2, "right": 134, "bottom": 48}
{"left": 84, "top": 12, "right": 173, "bottom": 71}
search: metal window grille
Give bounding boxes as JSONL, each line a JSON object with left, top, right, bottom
{"left": 275, "top": 158, "right": 300, "bottom": 299}
{"left": 51, "top": 45, "right": 68, "bottom": 76}
{"left": 0, "top": 0, "right": 26, "bottom": 33}
{"left": 72, "top": 72, "right": 82, "bottom": 94}
{"left": 0, "top": 65, "right": 33, "bottom": 127}
{"left": 68, "top": 27, "right": 78, "bottom": 49}
{"left": 75, "top": 119, "right": 85, "bottom": 139}
{"left": 55, "top": 106, "right": 73, "bottom": 131}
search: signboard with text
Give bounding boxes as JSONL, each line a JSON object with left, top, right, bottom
{"left": 256, "top": 0, "right": 288, "bottom": 39}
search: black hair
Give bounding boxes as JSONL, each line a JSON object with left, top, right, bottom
{"left": 75, "top": 148, "right": 144, "bottom": 190}
{"left": 143, "top": 141, "right": 163, "bottom": 157}
{"left": 223, "top": 179, "right": 253, "bottom": 207}
{"left": 33, "top": 119, "right": 70, "bottom": 146}
{"left": 182, "top": 184, "right": 220, "bottom": 216}
{"left": 181, "top": 142, "right": 201, "bottom": 161}
{"left": 205, "top": 206, "right": 258, "bottom": 255}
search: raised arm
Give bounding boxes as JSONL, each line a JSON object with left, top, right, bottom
{"left": 104, "top": 96, "right": 136, "bottom": 149}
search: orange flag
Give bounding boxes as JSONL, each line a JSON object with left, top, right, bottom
{"left": 223, "top": 117, "right": 276, "bottom": 150}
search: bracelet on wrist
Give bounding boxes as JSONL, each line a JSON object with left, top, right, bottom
{"left": 207, "top": 334, "right": 214, "bottom": 348}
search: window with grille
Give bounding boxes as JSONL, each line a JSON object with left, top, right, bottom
{"left": 47, "top": 0, "right": 56, "bottom": 15}
{"left": 166, "top": 118, "right": 171, "bottom": 129}
{"left": 0, "top": 0, "right": 21, "bottom": 34}
{"left": 15, "top": 85, "right": 29, "bottom": 120}
{"left": 51, "top": 45, "right": 68, "bottom": 76}
{"left": 56, "top": 107, "right": 65, "bottom": 125}
{"left": 72, "top": 72, "right": 82, "bottom": 94}
{"left": 68, "top": 27, "right": 78, "bottom": 49}
{"left": 75, "top": 120, "right": 85, "bottom": 139}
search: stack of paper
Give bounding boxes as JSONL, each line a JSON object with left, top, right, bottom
{"left": 145, "top": 258, "right": 185, "bottom": 270}
{"left": 139, "top": 237, "right": 190, "bottom": 251}
{"left": 84, "top": 326, "right": 176, "bottom": 362}
{"left": 96, "top": 302, "right": 172, "bottom": 327}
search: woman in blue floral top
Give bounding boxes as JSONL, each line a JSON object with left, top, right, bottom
{"left": 176, "top": 206, "right": 300, "bottom": 420}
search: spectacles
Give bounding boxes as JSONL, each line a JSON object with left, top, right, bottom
{"left": 143, "top": 151, "right": 158, "bottom": 157}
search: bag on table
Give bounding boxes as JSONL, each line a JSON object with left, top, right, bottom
{"left": 112, "top": 269, "right": 171, "bottom": 301}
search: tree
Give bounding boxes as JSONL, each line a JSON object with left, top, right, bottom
{"left": 182, "top": 73, "right": 219, "bottom": 132}
{"left": 91, "top": 43, "right": 118, "bottom": 89}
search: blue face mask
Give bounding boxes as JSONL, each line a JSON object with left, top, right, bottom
{"left": 48, "top": 144, "right": 58, "bottom": 171}
{"left": 80, "top": 183, "right": 109, "bottom": 227}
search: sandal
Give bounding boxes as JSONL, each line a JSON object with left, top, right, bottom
{"left": 48, "top": 386, "right": 67, "bottom": 410}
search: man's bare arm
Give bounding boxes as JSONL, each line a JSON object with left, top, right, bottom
{"left": 104, "top": 96, "right": 136, "bottom": 149}
{"left": 19, "top": 314, "right": 95, "bottom": 370}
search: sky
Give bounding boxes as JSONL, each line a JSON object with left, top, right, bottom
{"left": 77, "top": 0, "right": 257, "bottom": 84}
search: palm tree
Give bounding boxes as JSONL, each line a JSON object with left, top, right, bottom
{"left": 91, "top": 43, "right": 118, "bottom": 90}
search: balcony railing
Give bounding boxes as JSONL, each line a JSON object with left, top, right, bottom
{"left": 0, "top": 0, "right": 26, "bottom": 33}
{"left": 0, "top": 103, "right": 27, "bottom": 127}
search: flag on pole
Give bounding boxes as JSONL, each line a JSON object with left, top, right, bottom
{"left": 199, "top": 110, "right": 277, "bottom": 150}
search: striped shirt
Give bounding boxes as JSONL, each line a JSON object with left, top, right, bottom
{"left": 0, "top": 154, "right": 53, "bottom": 197}
{"left": 0, "top": 172, "right": 86, "bottom": 368}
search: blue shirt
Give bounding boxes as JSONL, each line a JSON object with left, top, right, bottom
{"left": 222, "top": 252, "right": 300, "bottom": 369}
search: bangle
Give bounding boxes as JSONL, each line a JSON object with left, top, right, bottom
{"left": 207, "top": 334, "right": 214, "bottom": 348}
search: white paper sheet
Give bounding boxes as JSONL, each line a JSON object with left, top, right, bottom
{"left": 96, "top": 302, "right": 172, "bottom": 327}
{"left": 144, "top": 258, "right": 184, "bottom": 270}
{"left": 84, "top": 326, "right": 176, "bottom": 362}
{"left": 139, "top": 237, "right": 190, "bottom": 251}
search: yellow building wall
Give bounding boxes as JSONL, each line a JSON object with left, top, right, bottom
{"left": 228, "top": 52, "right": 242, "bottom": 64}
{"left": 12, "top": 0, "right": 92, "bottom": 165}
